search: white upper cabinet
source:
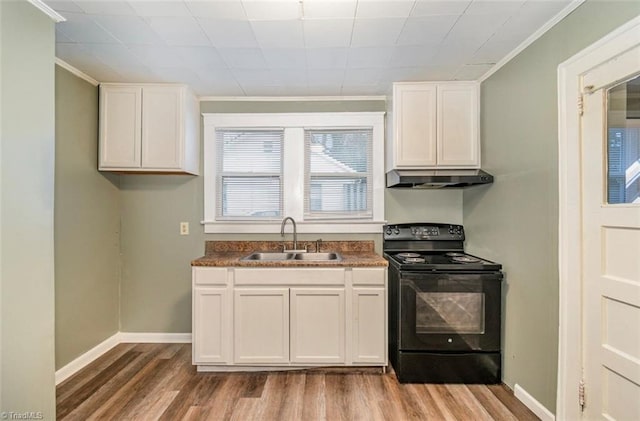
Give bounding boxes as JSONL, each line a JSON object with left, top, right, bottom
{"left": 99, "top": 83, "right": 199, "bottom": 175}
{"left": 390, "top": 82, "right": 480, "bottom": 169}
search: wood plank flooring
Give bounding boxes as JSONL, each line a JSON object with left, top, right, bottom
{"left": 56, "top": 343, "right": 539, "bottom": 420}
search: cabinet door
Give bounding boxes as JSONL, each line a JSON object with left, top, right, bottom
{"left": 141, "top": 86, "right": 183, "bottom": 169}
{"left": 99, "top": 86, "right": 142, "bottom": 168}
{"left": 352, "top": 288, "right": 386, "bottom": 363}
{"left": 290, "top": 288, "right": 345, "bottom": 364}
{"left": 393, "top": 83, "right": 437, "bottom": 167}
{"left": 234, "top": 288, "right": 289, "bottom": 364}
{"left": 437, "top": 84, "right": 479, "bottom": 167}
{"left": 193, "top": 288, "right": 230, "bottom": 364}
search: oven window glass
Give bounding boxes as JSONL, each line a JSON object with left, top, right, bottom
{"left": 416, "top": 292, "right": 485, "bottom": 334}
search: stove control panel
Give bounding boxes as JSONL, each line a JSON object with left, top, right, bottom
{"left": 383, "top": 223, "right": 464, "bottom": 241}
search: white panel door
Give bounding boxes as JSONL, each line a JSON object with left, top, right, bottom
{"left": 234, "top": 288, "right": 289, "bottom": 364}
{"left": 582, "top": 45, "right": 640, "bottom": 420}
{"left": 290, "top": 288, "right": 345, "bottom": 364}
{"left": 193, "top": 288, "right": 230, "bottom": 364}
{"left": 99, "top": 86, "right": 142, "bottom": 168}
{"left": 393, "top": 83, "right": 437, "bottom": 167}
{"left": 437, "top": 83, "right": 479, "bottom": 167}
{"left": 352, "top": 288, "right": 386, "bottom": 364}
{"left": 141, "top": 86, "right": 183, "bottom": 169}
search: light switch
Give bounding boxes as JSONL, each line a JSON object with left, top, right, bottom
{"left": 180, "top": 222, "right": 189, "bottom": 235}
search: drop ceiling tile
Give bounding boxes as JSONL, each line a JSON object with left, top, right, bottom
{"left": 185, "top": 0, "right": 247, "bottom": 19}
{"left": 194, "top": 78, "right": 245, "bottom": 96}
{"left": 471, "top": 39, "right": 517, "bottom": 63}
{"left": 55, "top": 27, "right": 76, "bottom": 43}
{"left": 355, "top": 1, "right": 415, "bottom": 19}
{"left": 340, "top": 85, "right": 383, "bottom": 95}
{"left": 233, "top": 69, "right": 277, "bottom": 87}
{"left": 343, "top": 67, "right": 383, "bottom": 86}
{"left": 306, "top": 48, "right": 349, "bottom": 68}
{"left": 45, "top": 1, "right": 83, "bottom": 13}
{"left": 302, "top": 1, "right": 356, "bottom": 19}
{"left": 464, "top": 0, "right": 525, "bottom": 16}
{"left": 251, "top": 20, "right": 304, "bottom": 48}
{"left": 390, "top": 44, "right": 440, "bottom": 67}
{"left": 129, "top": 1, "right": 192, "bottom": 17}
{"left": 153, "top": 67, "right": 204, "bottom": 86}
{"left": 445, "top": 13, "right": 511, "bottom": 43}
{"left": 92, "top": 15, "right": 166, "bottom": 45}
{"left": 242, "top": 85, "right": 286, "bottom": 95}
{"left": 128, "top": 45, "right": 185, "bottom": 68}
{"left": 75, "top": 1, "right": 137, "bottom": 16}
{"left": 242, "top": 0, "right": 301, "bottom": 21}
{"left": 218, "top": 48, "right": 267, "bottom": 69}
{"left": 303, "top": 19, "right": 354, "bottom": 48}
{"left": 113, "top": 65, "right": 163, "bottom": 83}
{"left": 88, "top": 43, "right": 147, "bottom": 70}
{"left": 176, "top": 46, "right": 228, "bottom": 69}
{"left": 430, "top": 40, "right": 480, "bottom": 66}
{"left": 262, "top": 48, "right": 308, "bottom": 69}
{"left": 411, "top": 0, "right": 471, "bottom": 17}
{"left": 146, "top": 16, "right": 211, "bottom": 47}
{"left": 307, "top": 69, "right": 345, "bottom": 85}
{"left": 304, "top": 85, "right": 343, "bottom": 96}
{"left": 272, "top": 69, "right": 308, "bottom": 86}
{"left": 396, "top": 15, "right": 458, "bottom": 45}
{"left": 351, "top": 18, "right": 406, "bottom": 47}
{"left": 190, "top": 66, "right": 240, "bottom": 90}
{"left": 198, "top": 19, "right": 258, "bottom": 48}
{"left": 454, "top": 63, "right": 493, "bottom": 80}
{"left": 347, "top": 47, "right": 394, "bottom": 68}
{"left": 57, "top": 12, "right": 121, "bottom": 44}
{"left": 493, "top": 0, "right": 571, "bottom": 41}
{"left": 379, "top": 66, "right": 430, "bottom": 82}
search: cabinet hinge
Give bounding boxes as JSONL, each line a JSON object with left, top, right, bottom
{"left": 579, "top": 379, "right": 586, "bottom": 412}
{"left": 578, "top": 95, "right": 584, "bottom": 116}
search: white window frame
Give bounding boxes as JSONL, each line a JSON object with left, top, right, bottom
{"left": 202, "top": 112, "right": 386, "bottom": 234}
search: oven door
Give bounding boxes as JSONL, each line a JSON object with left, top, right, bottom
{"left": 399, "top": 271, "right": 502, "bottom": 351}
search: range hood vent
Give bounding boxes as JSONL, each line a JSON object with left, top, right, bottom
{"left": 386, "top": 169, "right": 494, "bottom": 188}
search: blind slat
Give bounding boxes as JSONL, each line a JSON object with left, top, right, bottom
{"left": 304, "top": 129, "right": 373, "bottom": 219}
{"left": 216, "top": 129, "right": 283, "bottom": 219}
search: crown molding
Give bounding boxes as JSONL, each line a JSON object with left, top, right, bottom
{"left": 55, "top": 58, "right": 100, "bottom": 87}
{"left": 198, "top": 95, "right": 387, "bottom": 102}
{"left": 479, "top": 0, "right": 586, "bottom": 83}
{"left": 27, "top": 0, "right": 66, "bottom": 22}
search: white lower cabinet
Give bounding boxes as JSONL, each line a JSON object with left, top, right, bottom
{"left": 234, "top": 288, "right": 289, "bottom": 364}
{"left": 352, "top": 288, "right": 386, "bottom": 363}
{"left": 193, "top": 288, "right": 230, "bottom": 364}
{"left": 192, "top": 266, "right": 387, "bottom": 370}
{"left": 290, "top": 288, "right": 345, "bottom": 364}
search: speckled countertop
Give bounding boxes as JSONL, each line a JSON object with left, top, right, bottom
{"left": 191, "top": 241, "right": 388, "bottom": 268}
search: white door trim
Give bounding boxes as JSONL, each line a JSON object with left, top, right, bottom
{"left": 557, "top": 14, "right": 640, "bottom": 421}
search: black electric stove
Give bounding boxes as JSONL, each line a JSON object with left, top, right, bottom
{"left": 384, "top": 223, "right": 503, "bottom": 384}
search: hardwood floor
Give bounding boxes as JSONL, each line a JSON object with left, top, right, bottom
{"left": 56, "top": 343, "right": 539, "bottom": 420}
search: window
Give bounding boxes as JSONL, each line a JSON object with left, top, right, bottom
{"left": 203, "top": 112, "right": 385, "bottom": 233}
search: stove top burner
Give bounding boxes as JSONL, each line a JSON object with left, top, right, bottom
{"left": 445, "top": 252, "right": 465, "bottom": 257}
{"left": 403, "top": 257, "right": 426, "bottom": 263}
{"left": 397, "top": 252, "right": 421, "bottom": 258}
{"left": 450, "top": 255, "right": 481, "bottom": 263}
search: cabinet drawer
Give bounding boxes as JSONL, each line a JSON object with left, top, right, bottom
{"left": 352, "top": 268, "right": 386, "bottom": 286}
{"left": 235, "top": 268, "right": 345, "bottom": 286}
{"left": 193, "top": 267, "right": 228, "bottom": 285}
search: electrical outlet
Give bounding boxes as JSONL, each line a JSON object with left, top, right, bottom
{"left": 180, "top": 222, "right": 189, "bottom": 235}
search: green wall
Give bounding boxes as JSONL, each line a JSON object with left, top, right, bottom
{"left": 0, "top": 1, "right": 56, "bottom": 417}
{"left": 118, "top": 100, "right": 462, "bottom": 332}
{"left": 463, "top": 0, "right": 640, "bottom": 412}
{"left": 54, "top": 66, "right": 121, "bottom": 369}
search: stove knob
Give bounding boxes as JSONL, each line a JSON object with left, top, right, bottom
{"left": 385, "top": 227, "right": 392, "bottom": 235}
{"left": 394, "top": 227, "right": 400, "bottom": 235}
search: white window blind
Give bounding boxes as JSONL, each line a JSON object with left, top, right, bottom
{"left": 304, "top": 128, "right": 373, "bottom": 219}
{"left": 216, "top": 128, "right": 283, "bottom": 219}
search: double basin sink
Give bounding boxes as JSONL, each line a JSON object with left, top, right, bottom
{"left": 241, "top": 252, "right": 342, "bottom": 262}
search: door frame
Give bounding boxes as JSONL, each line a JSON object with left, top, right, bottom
{"left": 557, "top": 14, "right": 640, "bottom": 420}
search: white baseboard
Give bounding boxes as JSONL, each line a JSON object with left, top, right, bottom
{"left": 55, "top": 332, "right": 192, "bottom": 385}
{"left": 119, "top": 332, "right": 192, "bottom": 343}
{"left": 514, "top": 384, "right": 556, "bottom": 421}
{"left": 55, "top": 332, "right": 121, "bottom": 385}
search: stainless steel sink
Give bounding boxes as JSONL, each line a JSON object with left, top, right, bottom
{"left": 294, "top": 252, "right": 342, "bottom": 261}
{"left": 241, "top": 252, "right": 342, "bottom": 261}
{"left": 241, "top": 252, "right": 295, "bottom": 261}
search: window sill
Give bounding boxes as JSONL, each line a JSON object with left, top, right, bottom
{"left": 202, "top": 220, "right": 386, "bottom": 234}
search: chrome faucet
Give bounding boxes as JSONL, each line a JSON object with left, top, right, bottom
{"left": 280, "top": 217, "right": 303, "bottom": 252}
